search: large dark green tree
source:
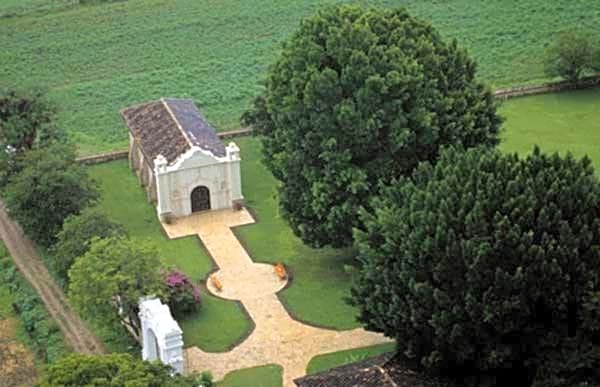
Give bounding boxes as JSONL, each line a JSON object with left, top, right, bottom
{"left": 38, "top": 353, "right": 213, "bottom": 387}
{"left": 3, "top": 143, "right": 98, "bottom": 246}
{"left": 0, "top": 89, "right": 63, "bottom": 188}
{"left": 351, "top": 147, "right": 600, "bottom": 385}
{"left": 243, "top": 5, "right": 501, "bottom": 247}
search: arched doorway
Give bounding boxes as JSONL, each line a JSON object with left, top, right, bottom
{"left": 145, "top": 328, "right": 160, "bottom": 361}
{"left": 191, "top": 186, "right": 210, "bottom": 212}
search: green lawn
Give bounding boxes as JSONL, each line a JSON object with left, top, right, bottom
{"left": 236, "top": 137, "right": 361, "bottom": 330}
{"left": 2, "top": 0, "right": 599, "bottom": 154}
{"left": 216, "top": 365, "right": 283, "bottom": 387}
{"left": 499, "top": 88, "right": 600, "bottom": 170}
{"left": 88, "top": 161, "right": 252, "bottom": 352}
{"left": 306, "top": 342, "right": 396, "bottom": 375}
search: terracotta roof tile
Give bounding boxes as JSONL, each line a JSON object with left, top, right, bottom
{"left": 121, "top": 98, "right": 225, "bottom": 165}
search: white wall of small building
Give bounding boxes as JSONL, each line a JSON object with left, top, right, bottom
{"left": 154, "top": 144, "right": 243, "bottom": 219}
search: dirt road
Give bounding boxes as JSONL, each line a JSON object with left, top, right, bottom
{"left": 0, "top": 201, "right": 105, "bottom": 354}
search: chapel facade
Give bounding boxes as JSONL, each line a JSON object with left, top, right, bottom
{"left": 121, "top": 98, "right": 243, "bottom": 221}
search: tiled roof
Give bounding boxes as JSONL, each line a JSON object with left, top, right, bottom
{"left": 294, "top": 354, "right": 448, "bottom": 387}
{"left": 121, "top": 98, "right": 226, "bottom": 165}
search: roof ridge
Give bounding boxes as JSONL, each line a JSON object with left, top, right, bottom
{"left": 161, "top": 98, "right": 194, "bottom": 148}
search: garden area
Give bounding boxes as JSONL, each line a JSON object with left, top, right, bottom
{"left": 0, "top": 0, "right": 599, "bottom": 154}
{"left": 86, "top": 135, "right": 368, "bottom": 347}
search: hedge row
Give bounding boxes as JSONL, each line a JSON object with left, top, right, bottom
{"left": 0, "top": 246, "right": 71, "bottom": 363}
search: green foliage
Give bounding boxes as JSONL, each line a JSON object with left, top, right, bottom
{"left": 68, "top": 237, "right": 166, "bottom": 337}
{"left": 243, "top": 5, "right": 501, "bottom": 248}
{"left": 3, "top": 143, "right": 98, "bottom": 246}
{"left": 543, "top": 30, "right": 597, "bottom": 82}
{"left": 352, "top": 147, "right": 600, "bottom": 384}
{"left": 0, "top": 88, "right": 63, "bottom": 188}
{"left": 52, "top": 208, "right": 126, "bottom": 282}
{"left": 164, "top": 270, "right": 201, "bottom": 319}
{"left": 38, "top": 353, "right": 205, "bottom": 387}
{"left": 0, "top": 88, "right": 57, "bottom": 151}
{"left": 0, "top": 251, "right": 70, "bottom": 363}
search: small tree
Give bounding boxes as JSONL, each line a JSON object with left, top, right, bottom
{"left": 69, "top": 237, "right": 166, "bottom": 337}
{"left": 0, "top": 88, "right": 63, "bottom": 188}
{"left": 593, "top": 45, "right": 600, "bottom": 72}
{"left": 164, "top": 270, "right": 201, "bottom": 318}
{"left": 3, "top": 144, "right": 98, "bottom": 246}
{"left": 52, "top": 209, "right": 126, "bottom": 282}
{"left": 38, "top": 353, "right": 213, "bottom": 387}
{"left": 351, "top": 147, "right": 600, "bottom": 385}
{"left": 543, "top": 30, "right": 595, "bottom": 82}
{"left": 243, "top": 5, "right": 501, "bottom": 248}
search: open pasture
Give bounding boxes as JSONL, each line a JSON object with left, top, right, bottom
{"left": 2, "top": 0, "right": 599, "bottom": 154}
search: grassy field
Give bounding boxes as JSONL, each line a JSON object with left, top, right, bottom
{"left": 306, "top": 342, "right": 396, "bottom": 375}
{"left": 2, "top": 0, "right": 599, "bottom": 154}
{"left": 216, "top": 365, "right": 283, "bottom": 387}
{"left": 499, "top": 88, "right": 600, "bottom": 170}
{"left": 88, "top": 161, "right": 252, "bottom": 352}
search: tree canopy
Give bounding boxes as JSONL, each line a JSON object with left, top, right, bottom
{"left": 38, "top": 353, "right": 211, "bottom": 387}
{"left": 243, "top": 5, "right": 501, "bottom": 248}
{"left": 543, "top": 30, "right": 597, "bottom": 82}
{"left": 351, "top": 147, "right": 600, "bottom": 385}
{"left": 3, "top": 143, "right": 98, "bottom": 246}
{"left": 69, "top": 237, "right": 166, "bottom": 337}
{"left": 52, "top": 209, "right": 126, "bottom": 282}
{"left": 0, "top": 88, "right": 63, "bottom": 188}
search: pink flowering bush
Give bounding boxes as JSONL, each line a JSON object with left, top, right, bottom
{"left": 164, "top": 270, "right": 201, "bottom": 318}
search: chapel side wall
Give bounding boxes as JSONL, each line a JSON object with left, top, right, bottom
{"left": 129, "top": 134, "right": 141, "bottom": 172}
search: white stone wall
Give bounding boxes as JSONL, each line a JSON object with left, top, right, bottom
{"left": 154, "top": 143, "right": 243, "bottom": 219}
{"left": 139, "top": 297, "right": 184, "bottom": 375}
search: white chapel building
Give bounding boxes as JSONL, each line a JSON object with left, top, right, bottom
{"left": 121, "top": 98, "right": 243, "bottom": 221}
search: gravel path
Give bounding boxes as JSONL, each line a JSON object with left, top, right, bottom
{"left": 0, "top": 201, "right": 105, "bottom": 355}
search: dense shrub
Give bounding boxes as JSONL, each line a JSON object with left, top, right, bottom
{"left": 164, "top": 270, "right": 201, "bottom": 318}
{"left": 52, "top": 209, "right": 126, "bottom": 282}
{"left": 69, "top": 237, "right": 166, "bottom": 337}
{"left": 3, "top": 143, "right": 98, "bottom": 246}
{"left": 351, "top": 147, "right": 600, "bottom": 385}
{"left": 243, "top": 5, "right": 501, "bottom": 248}
{"left": 0, "top": 248, "right": 70, "bottom": 363}
{"left": 543, "top": 30, "right": 597, "bottom": 82}
{"left": 38, "top": 353, "right": 213, "bottom": 387}
{"left": 0, "top": 88, "right": 64, "bottom": 188}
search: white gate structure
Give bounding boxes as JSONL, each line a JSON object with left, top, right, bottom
{"left": 139, "top": 297, "right": 185, "bottom": 374}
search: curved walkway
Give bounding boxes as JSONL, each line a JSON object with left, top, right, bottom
{"left": 162, "top": 208, "right": 391, "bottom": 386}
{"left": 0, "top": 201, "right": 105, "bottom": 354}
